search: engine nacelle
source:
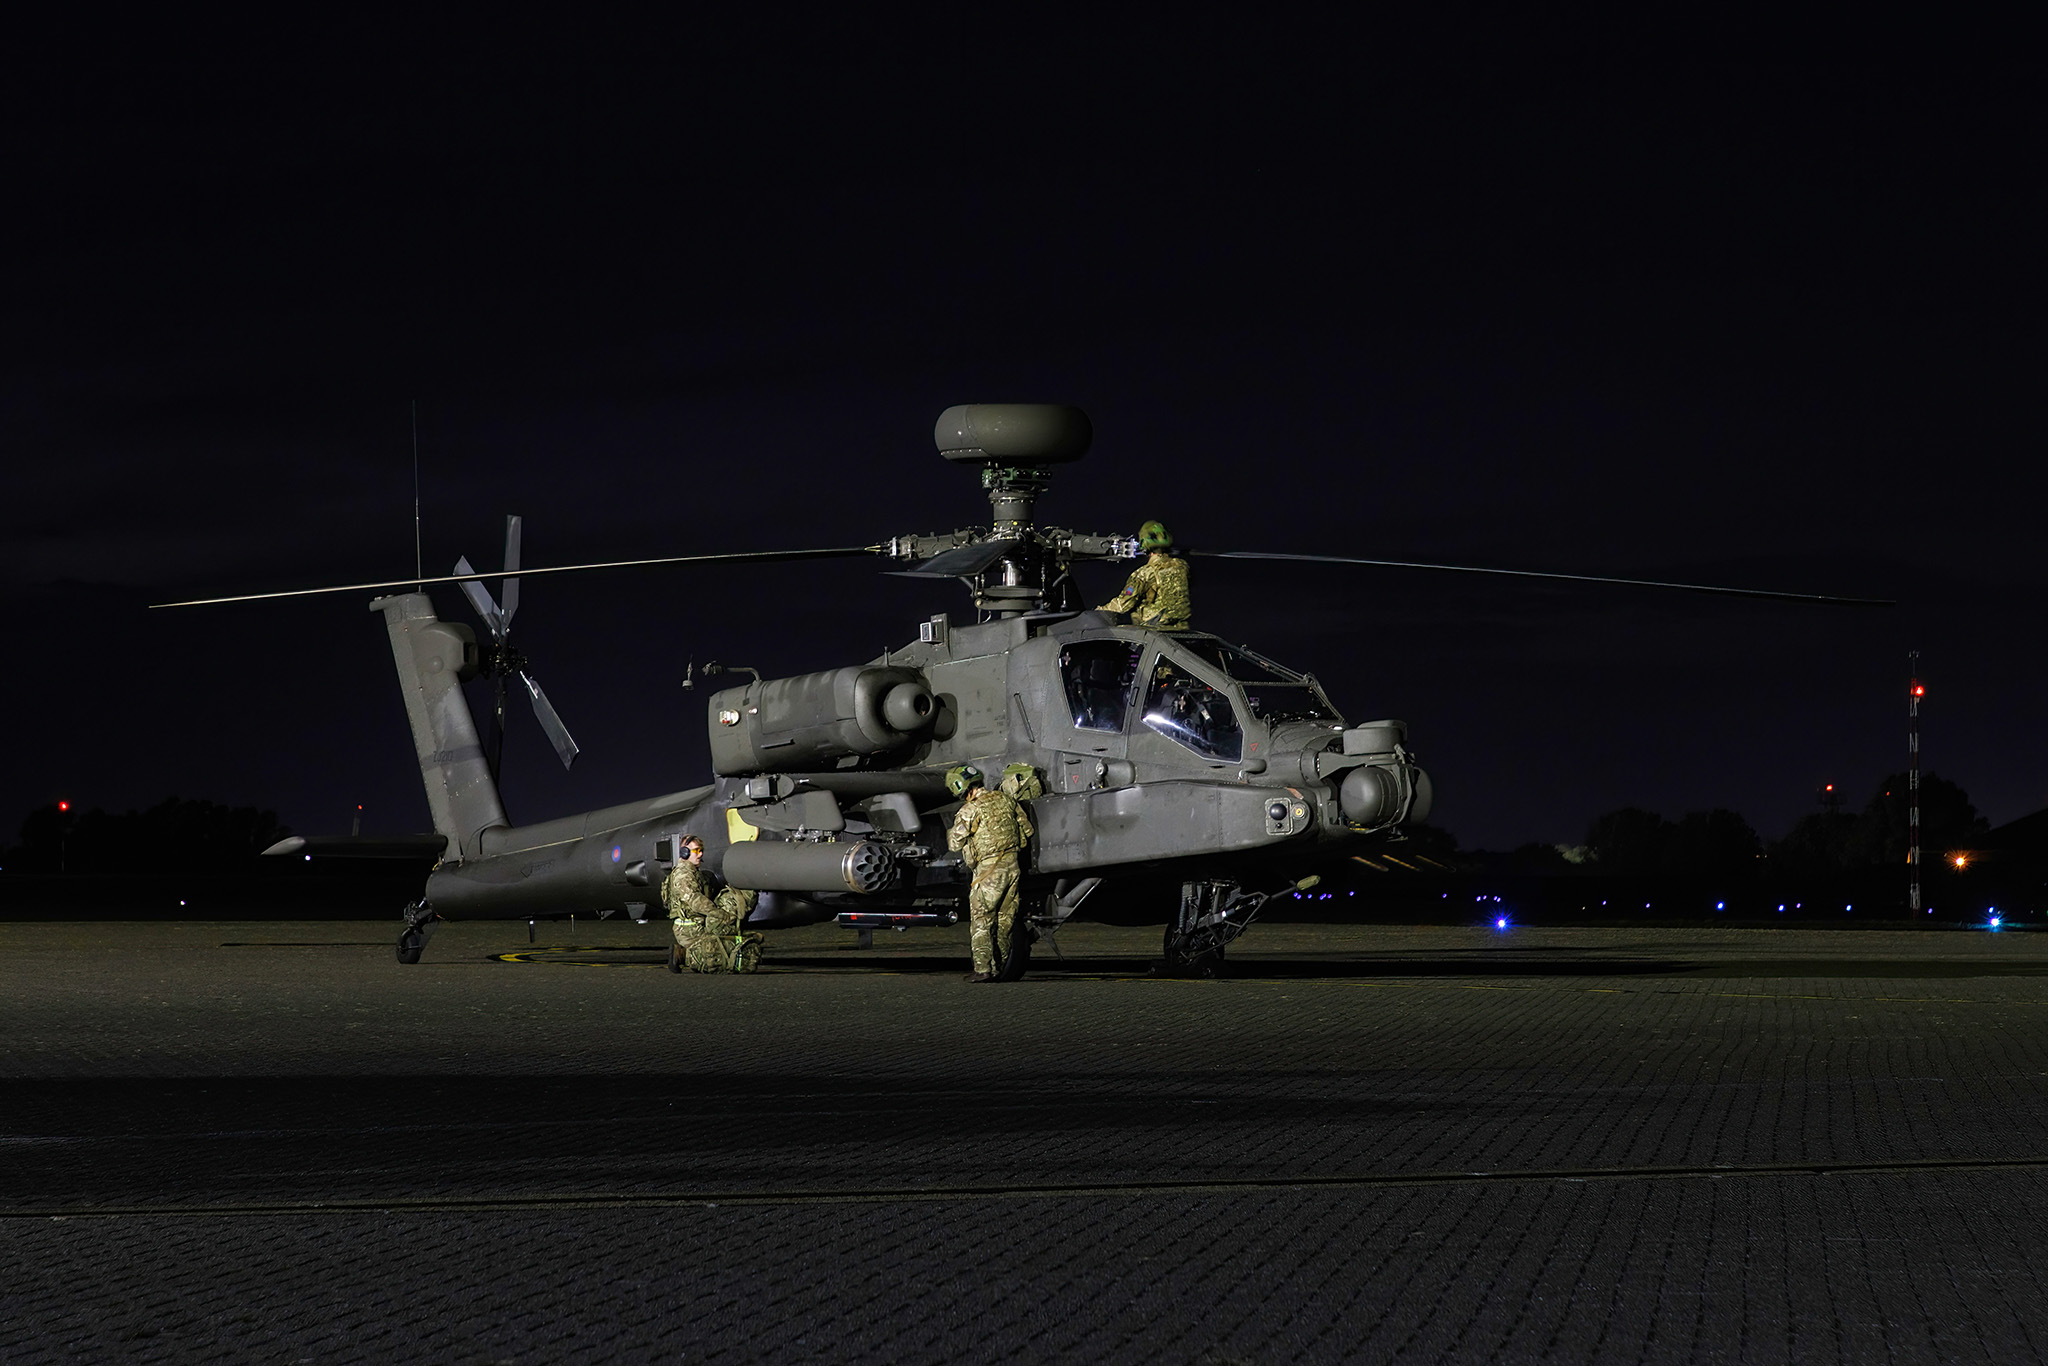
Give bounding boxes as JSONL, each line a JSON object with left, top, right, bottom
{"left": 708, "top": 666, "right": 936, "bottom": 775}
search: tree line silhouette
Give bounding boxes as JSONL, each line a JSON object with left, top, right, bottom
{"left": 5, "top": 799, "right": 291, "bottom": 874}
{"left": 1573, "top": 771, "right": 1986, "bottom": 878}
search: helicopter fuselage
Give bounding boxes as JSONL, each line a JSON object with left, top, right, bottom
{"left": 412, "top": 607, "right": 1431, "bottom": 937}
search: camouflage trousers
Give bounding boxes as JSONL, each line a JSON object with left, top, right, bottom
{"left": 671, "top": 890, "right": 764, "bottom": 974}
{"left": 967, "top": 854, "right": 1021, "bottom": 977}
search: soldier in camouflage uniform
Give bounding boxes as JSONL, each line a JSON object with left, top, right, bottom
{"left": 946, "top": 765, "right": 1036, "bottom": 983}
{"left": 1100, "top": 520, "right": 1191, "bottom": 630}
{"left": 661, "top": 835, "right": 764, "bottom": 974}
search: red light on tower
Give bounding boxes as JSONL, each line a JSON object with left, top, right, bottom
{"left": 57, "top": 800, "right": 69, "bottom": 812}
{"left": 1908, "top": 653, "right": 1924, "bottom": 913}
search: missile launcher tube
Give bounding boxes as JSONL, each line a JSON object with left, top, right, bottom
{"left": 721, "top": 839, "right": 897, "bottom": 894}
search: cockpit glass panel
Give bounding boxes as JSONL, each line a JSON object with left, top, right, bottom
{"left": 1059, "top": 640, "right": 1143, "bottom": 732}
{"left": 1175, "top": 637, "right": 1339, "bottom": 724}
{"left": 1142, "top": 660, "right": 1244, "bottom": 762}
{"left": 1237, "top": 684, "right": 1337, "bottom": 724}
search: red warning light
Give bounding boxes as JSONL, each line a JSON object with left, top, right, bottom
{"left": 1912, "top": 684, "right": 1926, "bottom": 697}
{"left": 57, "top": 800, "right": 69, "bottom": 812}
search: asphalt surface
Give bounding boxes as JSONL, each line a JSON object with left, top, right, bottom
{"left": 7, "top": 917, "right": 2048, "bottom": 1364}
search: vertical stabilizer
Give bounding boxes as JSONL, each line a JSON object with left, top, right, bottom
{"left": 370, "top": 592, "right": 508, "bottom": 859}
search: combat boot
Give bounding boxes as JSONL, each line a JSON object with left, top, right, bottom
{"left": 728, "top": 935, "right": 763, "bottom": 974}
{"left": 683, "top": 938, "right": 727, "bottom": 973}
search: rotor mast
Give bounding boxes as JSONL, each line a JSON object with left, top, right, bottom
{"left": 883, "top": 404, "right": 1139, "bottom": 616}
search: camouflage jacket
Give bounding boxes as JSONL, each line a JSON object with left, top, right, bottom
{"left": 661, "top": 860, "right": 719, "bottom": 922}
{"left": 1100, "top": 552, "right": 1191, "bottom": 630}
{"left": 947, "top": 789, "right": 1035, "bottom": 868}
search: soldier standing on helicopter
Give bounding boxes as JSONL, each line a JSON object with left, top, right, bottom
{"left": 946, "top": 765, "right": 1035, "bottom": 983}
{"left": 662, "top": 835, "right": 764, "bottom": 974}
{"left": 1100, "top": 520, "right": 1191, "bottom": 630}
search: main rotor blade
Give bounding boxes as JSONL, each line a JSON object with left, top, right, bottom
{"left": 889, "top": 538, "right": 1023, "bottom": 579}
{"left": 150, "top": 545, "right": 883, "bottom": 608}
{"left": 1197, "top": 551, "right": 1893, "bottom": 606}
{"left": 520, "top": 671, "right": 581, "bottom": 770}
{"left": 452, "top": 555, "right": 507, "bottom": 639}
{"left": 501, "top": 515, "right": 522, "bottom": 629}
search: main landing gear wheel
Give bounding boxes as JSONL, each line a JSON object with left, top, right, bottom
{"left": 1159, "top": 879, "right": 1259, "bottom": 979}
{"left": 397, "top": 902, "right": 438, "bottom": 964}
{"left": 1160, "top": 922, "right": 1224, "bottom": 979}
{"left": 992, "top": 921, "right": 1034, "bottom": 982}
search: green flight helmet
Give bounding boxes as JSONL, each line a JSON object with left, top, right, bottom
{"left": 945, "top": 764, "right": 984, "bottom": 797}
{"left": 1139, "top": 520, "right": 1173, "bottom": 552}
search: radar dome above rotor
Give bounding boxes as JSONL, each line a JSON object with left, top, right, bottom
{"left": 934, "top": 404, "right": 1092, "bottom": 464}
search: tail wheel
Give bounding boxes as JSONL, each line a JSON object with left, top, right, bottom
{"left": 397, "top": 902, "right": 436, "bottom": 965}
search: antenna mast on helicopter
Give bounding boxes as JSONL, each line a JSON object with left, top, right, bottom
{"left": 410, "top": 399, "right": 423, "bottom": 592}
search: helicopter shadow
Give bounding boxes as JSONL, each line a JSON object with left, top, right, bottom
{"left": 761, "top": 952, "right": 1702, "bottom": 979}
{"left": 489, "top": 945, "right": 2048, "bottom": 981}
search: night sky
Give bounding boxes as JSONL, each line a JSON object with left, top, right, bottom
{"left": 5, "top": 15, "right": 2041, "bottom": 853}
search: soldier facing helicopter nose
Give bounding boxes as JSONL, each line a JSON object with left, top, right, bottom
{"left": 1100, "top": 520, "right": 1191, "bottom": 630}
{"left": 946, "top": 764, "right": 1035, "bottom": 983}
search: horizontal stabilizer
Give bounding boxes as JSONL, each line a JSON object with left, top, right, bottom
{"left": 263, "top": 834, "right": 449, "bottom": 860}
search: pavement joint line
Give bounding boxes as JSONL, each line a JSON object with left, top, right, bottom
{"left": 1, "top": 1073, "right": 1959, "bottom": 1144}
{"left": 13, "top": 1153, "right": 2048, "bottom": 1220}
{"left": 1175, "top": 977, "right": 2042, "bottom": 1004}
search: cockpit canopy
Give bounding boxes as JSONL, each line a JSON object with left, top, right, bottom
{"left": 1172, "top": 637, "right": 1341, "bottom": 725}
{"left": 1056, "top": 632, "right": 1341, "bottom": 764}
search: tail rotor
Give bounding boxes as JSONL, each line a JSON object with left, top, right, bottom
{"left": 453, "top": 515, "right": 581, "bottom": 780}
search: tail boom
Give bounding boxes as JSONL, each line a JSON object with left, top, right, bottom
{"left": 370, "top": 592, "right": 508, "bottom": 860}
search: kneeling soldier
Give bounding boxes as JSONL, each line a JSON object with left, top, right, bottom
{"left": 946, "top": 765, "right": 1035, "bottom": 983}
{"left": 662, "top": 835, "right": 764, "bottom": 974}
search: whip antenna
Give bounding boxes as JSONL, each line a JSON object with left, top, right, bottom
{"left": 410, "top": 399, "right": 423, "bottom": 591}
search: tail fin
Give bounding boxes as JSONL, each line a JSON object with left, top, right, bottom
{"left": 370, "top": 592, "right": 508, "bottom": 860}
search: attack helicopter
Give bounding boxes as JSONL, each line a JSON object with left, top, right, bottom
{"left": 160, "top": 403, "right": 1884, "bottom": 976}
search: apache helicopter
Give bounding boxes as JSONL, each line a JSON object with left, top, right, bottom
{"left": 162, "top": 404, "right": 1882, "bottom": 976}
